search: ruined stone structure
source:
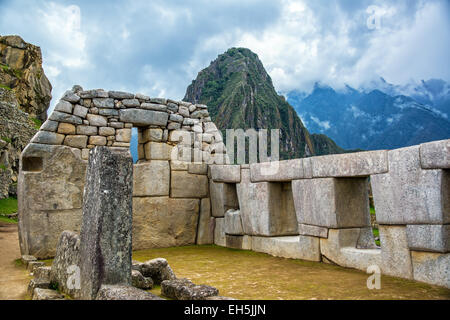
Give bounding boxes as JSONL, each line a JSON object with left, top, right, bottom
{"left": 18, "top": 86, "right": 226, "bottom": 260}
{"left": 18, "top": 87, "right": 449, "bottom": 289}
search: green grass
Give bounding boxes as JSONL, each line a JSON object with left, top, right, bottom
{"left": 31, "top": 117, "right": 42, "bottom": 129}
{"left": 14, "top": 258, "right": 24, "bottom": 267}
{"left": 0, "top": 63, "right": 9, "bottom": 72}
{"left": 0, "top": 197, "right": 18, "bottom": 215}
{"left": 373, "top": 228, "right": 380, "bottom": 246}
{"left": 369, "top": 205, "right": 380, "bottom": 245}
{"left": 0, "top": 197, "right": 18, "bottom": 223}
{"left": 0, "top": 215, "right": 17, "bottom": 224}
{"left": 0, "top": 84, "right": 12, "bottom": 90}
{"left": 1, "top": 136, "right": 12, "bottom": 143}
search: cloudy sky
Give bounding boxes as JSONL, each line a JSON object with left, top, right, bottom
{"left": 1, "top": 0, "right": 449, "bottom": 113}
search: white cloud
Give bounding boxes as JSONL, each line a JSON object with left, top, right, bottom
{"left": 310, "top": 115, "right": 331, "bottom": 130}
{"left": 38, "top": 3, "right": 87, "bottom": 68}
{"left": 1, "top": 0, "right": 448, "bottom": 114}
{"left": 229, "top": 0, "right": 450, "bottom": 93}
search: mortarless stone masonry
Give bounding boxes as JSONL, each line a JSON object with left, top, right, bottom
{"left": 17, "top": 85, "right": 450, "bottom": 289}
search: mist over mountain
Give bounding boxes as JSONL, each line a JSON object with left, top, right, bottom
{"left": 287, "top": 78, "right": 450, "bottom": 151}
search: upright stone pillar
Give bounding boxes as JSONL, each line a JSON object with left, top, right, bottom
{"left": 79, "top": 147, "right": 133, "bottom": 300}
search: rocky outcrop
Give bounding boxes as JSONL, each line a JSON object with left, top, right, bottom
{"left": 0, "top": 35, "right": 52, "bottom": 199}
{"left": 0, "top": 88, "right": 37, "bottom": 198}
{"left": 161, "top": 278, "right": 219, "bottom": 300}
{"left": 136, "top": 258, "right": 176, "bottom": 285}
{"left": 0, "top": 35, "right": 52, "bottom": 120}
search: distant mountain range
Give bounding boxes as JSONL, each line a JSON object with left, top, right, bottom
{"left": 287, "top": 78, "right": 450, "bottom": 151}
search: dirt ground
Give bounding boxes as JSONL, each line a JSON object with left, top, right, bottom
{"left": 0, "top": 222, "right": 31, "bottom": 300}
{"left": 135, "top": 246, "right": 450, "bottom": 300}
{"left": 1, "top": 224, "right": 449, "bottom": 300}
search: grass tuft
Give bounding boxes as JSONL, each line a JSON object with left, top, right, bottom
{"left": 0, "top": 197, "right": 18, "bottom": 224}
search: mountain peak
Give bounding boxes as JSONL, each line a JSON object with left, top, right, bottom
{"left": 184, "top": 47, "right": 317, "bottom": 159}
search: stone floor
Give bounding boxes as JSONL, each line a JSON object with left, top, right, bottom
{"left": 0, "top": 223, "right": 31, "bottom": 300}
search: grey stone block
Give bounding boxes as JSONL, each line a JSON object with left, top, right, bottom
{"left": 80, "top": 89, "right": 108, "bottom": 98}
{"left": 77, "top": 125, "right": 97, "bottom": 136}
{"left": 356, "top": 227, "right": 379, "bottom": 249}
{"left": 252, "top": 236, "right": 320, "bottom": 262}
{"left": 311, "top": 150, "right": 388, "bottom": 178}
{"left": 210, "top": 165, "right": 241, "bottom": 183}
{"left": 170, "top": 171, "right": 208, "bottom": 198}
{"left": 28, "top": 278, "right": 50, "bottom": 296}
{"left": 34, "top": 266, "right": 52, "bottom": 281}
{"left": 406, "top": 224, "right": 449, "bottom": 253}
{"left": 237, "top": 169, "right": 298, "bottom": 236}
{"left": 32, "top": 288, "right": 64, "bottom": 300}
{"left": 161, "top": 278, "right": 218, "bottom": 300}
{"left": 224, "top": 209, "right": 244, "bottom": 235}
{"left": 411, "top": 251, "right": 450, "bottom": 289}
{"left": 54, "top": 100, "right": 73, "bottom": 113}
{"left": 197, "top": 198, "right": 214, "bottom": 245}
{"left": 131, "top": 270, "right": 153, "bottom": 290}
{"left": 108, "top": 91, "right": 134, "bottom": 99}
{"left": 141, "top": 103, "right": 167, "bottom": 112}
{"left": 214, "top": 218, "right": 226, "bottom": 247}
{"left": 86, "top": 114, "right": 107, "bottom": 127}
{"left": 18, "top": 146, "right": 86, "bottom": 259}
{"left": 292, "top": 177, "right": 371, "bottom": 228}
{"left": 209, "top": 181, "right": 239, "bottom": 218}
{"left": 62, "top": 90, "right": 81, "bottom": 103}
{"left": 40, "top": 120, "right": 59, "bottom": 132}
{"left": 133, "top": 161, "right": 169, "bottom": 196}
{"left": 225, "top": 235, "right": 252, "bottom": 250}
{"left": 49, "top": 111, "right": 82, "bottom": 125}
{"left": 298, "top": 224, "right": 328, "bottom": 238}
{"left": 21, "top": 255, "right": 37, "bottom": 266}
{"left": 320, "top": 228, "right": 381, "bottom": 271}
{"left": 93, "top": 98, "right": 114, "bottom": 108}
{"left": 119, "top": 109, "right": 168, "bottom": 126}
{"left": 27, "top": 261, "right": 45, "bottom": 272}
{"left": 188, "top": 163, "right": 208, "bottom": 175}
{"left": 196, "top": 198, "right": 214, "bottom": 245}
{"left": 250, "top": 158, "right": 312, "bottom": 182}
{"left": 96, "top": 285, "right": 164, "bottom": 300}
{"left": 420, "top": 139, "right": 450, "bottom": 169}
{"left": 50, "top": 230, "right": 81, "bottom": 298}
{"left": 139, "top": 258, "right": 176, "bottom": 285}
{"left": 132, "top": 197, "right": 199, "bottom": 250}
{"left": 122, "top": 98, "right": 140, "bottom": 107}
{"left": 31, "top": 131, "right": 65, "bottom": 145}
{"left": 79, "top": 147, "right": 133, "bottom": 300}
{"left": 371, "top": 146, "right": 449, "bottom": 224}
{"left": 379, "top": 225, "right": 413, "bottom": 279}
{"left": 73, "top": 104, "right": 88, "bottom": 118}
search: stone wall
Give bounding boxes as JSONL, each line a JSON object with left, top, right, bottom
{"left": 18, "top": 86, "right": 449, "bottom": 289}
{"left": 18, "top": 86, "right": 227, "bottom": 258}
{"left": 209, "top": 140, "right": 449, "bottom": 289}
